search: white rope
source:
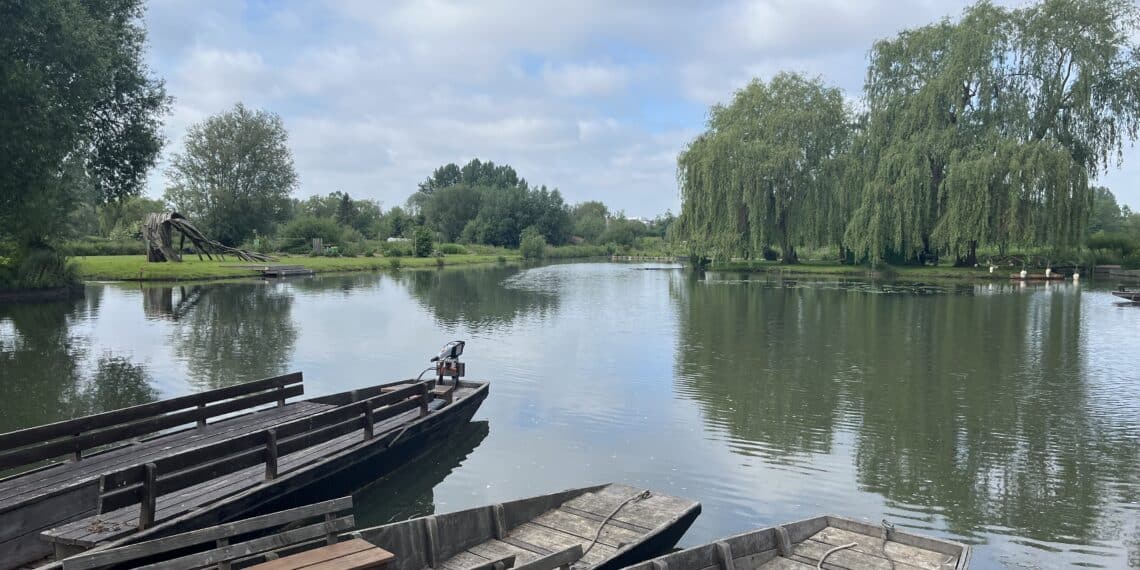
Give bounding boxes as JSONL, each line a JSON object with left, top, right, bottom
{"left": 573, "top": 490, "right": 652, "bottom": 568}
{"left": 817, "top": 542, "right": 856, "bottom": 568}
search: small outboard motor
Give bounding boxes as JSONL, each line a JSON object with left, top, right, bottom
{"left": 431, "top": 340, "right": 465, "bottom": 385}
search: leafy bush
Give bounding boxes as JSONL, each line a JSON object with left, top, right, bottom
{"left": 497, "top": 255, "right": 506, "bottom": 263}
{"left": 388, "top": 257, "right": 402, "bottom": 270}
{"left": 1124, "top": 251, "right": 1140, "bottom": 270}
{"left": 761, "top": 246, "right": 780, "bottom": 261}
{"left": 13, "top": 249, "right": 78, "bottom": 289}
{"left": 413, "top": 227, "right": 434, "bottom": 258}
{"left": 435, "top": 257, "right": 445, "bottom": 268}
{"left": 383, "top": 241, "right": 411, "bottom": 257}
{"left": 1088, "top": 232, "right": 1137, "bottom": 255}
{"left": 545, "top": 245, "right": 608, "bottom": 259}
{"left": 437, "top": 243, "right": 467, "bottom": 255}
{"left": 520, "top": 226, "right": 546, "bottom": 260}
{"left": 278, "top": 216, "right": 344, "bottom": 254}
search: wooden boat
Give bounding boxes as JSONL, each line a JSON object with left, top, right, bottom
{"left": 0, "top": 367, "right": 487, "bottom": 569}
{"left": 62, "top": 485, "right": 699, "bottom": 570}
{"left": 1111, "top": 289, "right": 1140, "bottom": 302}
{"left": 347, "top": 483, "right": 699, "bottom": 570}
{"left": 626, "top": 515, "right": 969, "bottom": 570}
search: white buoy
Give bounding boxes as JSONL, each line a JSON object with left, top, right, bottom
{"left": 1020, "top": 269, "right": 1028, "bottom": 279}
{"left": 1045, "top": 267, "right": 1052, "bottom": 278}
{"left": 1073, "top": 272, "right": 1080, "bottom": 281}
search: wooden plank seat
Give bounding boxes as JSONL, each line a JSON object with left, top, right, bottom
{"left": 42, "top": 383, "right": 435, "bottom": 554}
{"left": 431, "top": 383, "right": 457, "bottom": 404}
{"left": 248, "top": 539, "right": 395, "bottom": 570}
{"left": 61, "top": 496, "right": 357, "bottom": 570}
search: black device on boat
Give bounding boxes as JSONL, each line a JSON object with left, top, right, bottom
{"left": 431, "top": 340, "right": 465, "bottom": 385}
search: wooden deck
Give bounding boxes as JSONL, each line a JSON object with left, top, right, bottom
{"left": 248, "top": 539, "right": 394, "bottom": 570}
{"left": 40, "top": 405, "right": 422, "bottom": 549}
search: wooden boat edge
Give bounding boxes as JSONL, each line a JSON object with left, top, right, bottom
{"left": 32, "top": 380, "right": 489, "bottom": 570}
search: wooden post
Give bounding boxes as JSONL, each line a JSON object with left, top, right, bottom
{"left": 197, "top": 402, "right": 207, "bottom": 428}
{"left": 265, "top": 429, "right": 278, "bottom": 480}
{"left": 139, "top": 463, "right": 157, "bottom": 530}
{"left": 217, "top": 537, "right": 231, "bottom": 570}
{"left": 419, "top": 383, "right": 430, "bottom": 417}
{"left": 277, "top": 385, "right": 286, "bottom": 407}
{"left": 363, "top": 404, "right": 375, "bottom": 440}
{"left": 325, "top": 512, "right": 338, "bottom": 545}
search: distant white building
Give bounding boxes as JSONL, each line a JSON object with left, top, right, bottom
{"left": 386, "top": 237, "right": 411, "bottom": 243}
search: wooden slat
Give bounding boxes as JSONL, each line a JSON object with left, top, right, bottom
{"left": 245, "top": 538, "right": 377, "bottom": 570}
{"left": 441, "top": 550, "right": 496, "bottom": 570}
{"left": 301, "top": 548, "right": 395, "bottom": 570}
{"left": 792, "top": 538, "right": 926, "bottom": 570}
{"left": 468, "top": 540, "right": 541, "bottom": 566}
{"left": 65, "top": 497, "right": 355, "bottom": 569}
{"left": 131, "top": 518, "right": 356, "bottom": 570}
{"left": 509, "top": 523, "right": 616, "bottom": 567}
{"left": 0, "top": 384, "right": 304, "bottom": 470}
{"left": 0, "top": 373, "right": 302, "bottom": 450}
{"left": 531, "top": 509, "right": 642, "bottom": 549}
{"left": 514, "top": 544, "right": 583, "bottom": 570}
{"left": 808, "top": 527, "right": 952, "bottom": 570}
{"left": 111, "top": 382, "right": 423, "bottom": 488}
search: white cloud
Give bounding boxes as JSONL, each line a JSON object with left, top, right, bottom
{"left": 542, "top": 63, "right": 629, "bottom": 97}
{"left": 140, "top": 0, "right": 1140, "bottom": 215}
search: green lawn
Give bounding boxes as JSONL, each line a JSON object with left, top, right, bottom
{"left": 74, "top": 253, "right": 520, "bottom": 282}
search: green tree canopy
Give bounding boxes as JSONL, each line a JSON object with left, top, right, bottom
{"left": 164, "top": 103, "right": 298, "bottom": 246}
{"left": 845, "top": 0, "right": 1140, "bottom": 264}
{"left": 676, "top": 72, "right": 852, "bottom": 263}
{"left": 1, "top": 0, "right": 169, "bottom": 248}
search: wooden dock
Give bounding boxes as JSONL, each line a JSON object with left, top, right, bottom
{"left": 0, "top": 374, "right": 488, "bottom": 570}
{"left": 226, "top": 264, "right": 315, "bottom": 278}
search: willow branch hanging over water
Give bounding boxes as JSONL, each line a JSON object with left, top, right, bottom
{"left": 678, "top": 0, "right": 1140, "bottom": 266}
{"left": 677, "top": 72, "right": 852, "bottom": 264}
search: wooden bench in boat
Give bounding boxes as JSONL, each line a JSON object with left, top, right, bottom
{"left": 248, "top": 539, "right": 395, "bottom": 570}
{"left": 61, "top": 497, "right": 357, "bottom": 570}
{"left": 42, "top": 382, "right": 435, "bottom": 557}
{"left": 0, "top": 373, "right": 313, "bottom": 568}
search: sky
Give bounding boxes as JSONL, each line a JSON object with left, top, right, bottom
{"left": 142, "top": 0, "right": 1140, "bottom": 218}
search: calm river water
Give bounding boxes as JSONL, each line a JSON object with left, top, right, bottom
{"left": 1, "top": 263, "right": 1138, "bottom": 568}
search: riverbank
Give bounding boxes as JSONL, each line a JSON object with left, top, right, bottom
{"left": 709, "top": 260, "right": 1016, "bottom": 280}
{"left": 73, "top": 253, "right": 522, "bottom": 282}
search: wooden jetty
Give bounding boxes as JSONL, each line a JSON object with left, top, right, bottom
{"left": 227, "top": 264, "right": 316, "bottom": 278}
{"left": 626, "top": 514, "right": 970, "bottom": 570}
{"left": 346, "top": 483, "right": 700, "bottom": 570}
{"left": 0, "top": 372, "right": 487, "bottom": 569}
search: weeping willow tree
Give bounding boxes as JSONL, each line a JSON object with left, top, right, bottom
{"left": 846, "top": 0, "right": 1140, "bottom": 265}
{"left": 676, "top": 72, "right": 851, "bottom": 263}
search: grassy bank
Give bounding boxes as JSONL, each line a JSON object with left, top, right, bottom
{"left": 709, "top": 260, "right": 1004, "bottom": 280}
{"left": 74, "top": 253, "right": 521, "bottom": 282}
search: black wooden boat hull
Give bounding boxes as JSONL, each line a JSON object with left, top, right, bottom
{"left": 34, "top": 380, "right": 488, "bottom": 569}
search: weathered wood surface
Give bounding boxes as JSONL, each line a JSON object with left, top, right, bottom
{"left": 63, "top": 497, "right": 353, "bottom": 570}
{"left": 0, "top": 373, "right": 302, "bottom": 471}
{"left": 38, "top": 381, "right": 486, "bottom": 570}
{"left": 356, "top": 483, "right": 700, "bottom": 570}
{"left": 44, "top": 406, "right": 423, "bottom": 547}
{"left": 248, "top": 538, "right": 393, "bottom": 570}
{"left": 626, "top": 514, "right": 969, "bottom": 570}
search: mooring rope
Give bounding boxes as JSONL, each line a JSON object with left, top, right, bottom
{"left": 573, "top": 489, "right": 652, "bottom": 568}
{"left": 817, "top": 541, "right": 857, "bottom": 568}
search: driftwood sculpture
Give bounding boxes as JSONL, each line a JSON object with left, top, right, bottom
{"left": 143, "top": 212, "right": 274, "bottom": 263}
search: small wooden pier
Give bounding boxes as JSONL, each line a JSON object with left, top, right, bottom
{"left": 228, "top": 264, "right": 316, "bottom": 278}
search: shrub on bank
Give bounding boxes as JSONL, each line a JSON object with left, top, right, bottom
{"left": 62, "top": 238, "right": 146, "bottom": 257}
{"left": 0, "top": 249, "right": 79, "bottom": 289}
{"left": 520, "top": 226, "right": 546, "bottom": 260}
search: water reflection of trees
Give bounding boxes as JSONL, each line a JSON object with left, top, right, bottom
{"left": 168, "top": 283, "right": 297, "bottom": 390}
{"left": 352, "top": 420, "right": 489, "bottom": 526}
{"left": 402, "top": 266, "right": 559, "bottom": 328}
{"left": 0, "top": 296, "right": 157, "bottom": 433}
{"left": 674, "top": 280, "right": 1140, "bottom": 545}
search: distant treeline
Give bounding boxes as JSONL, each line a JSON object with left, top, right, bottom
{"left": 675, "top": 0, "right": 1140, "bottom": 266}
